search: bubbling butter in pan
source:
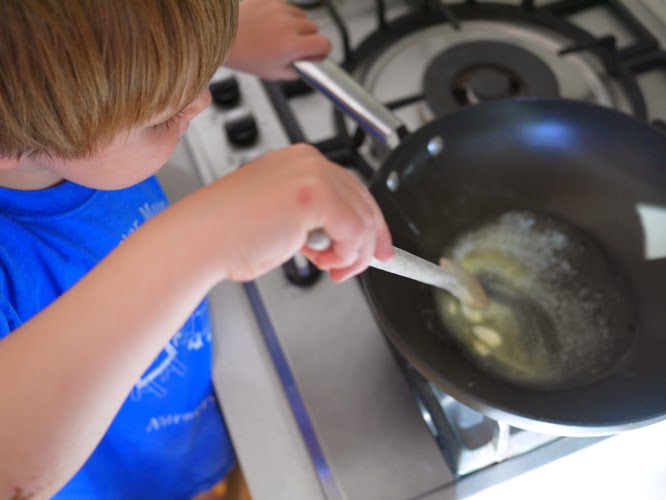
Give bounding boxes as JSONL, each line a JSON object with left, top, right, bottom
{"left": 434, "top": 211, "right": 636, "bottom": 390}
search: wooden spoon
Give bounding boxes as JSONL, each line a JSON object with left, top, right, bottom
{"left": 306, "top": 230, "right": 488, "bottom": 309}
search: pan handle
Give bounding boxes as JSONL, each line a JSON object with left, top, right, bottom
{"left": 293, "top": 59, "right": 409, "bottom": 150}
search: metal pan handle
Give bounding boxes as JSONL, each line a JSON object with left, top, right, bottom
{"left": 293, "top": 59, "right": 409, "bottom": 150}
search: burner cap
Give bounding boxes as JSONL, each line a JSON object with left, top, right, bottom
{"left": 423, "top": 41, "right": 559, "bottom": 115}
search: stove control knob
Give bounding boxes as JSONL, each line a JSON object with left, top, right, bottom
{"left": 209, "top": 77, "right": 240, "bottom": 108}
{"left": 225, "top": 114, "right": 259, "bottom": 147}
{"left": 283, "top": 253, "right": 321, "bottom": 287}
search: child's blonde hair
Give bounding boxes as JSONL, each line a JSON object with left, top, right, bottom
{"left": 0, "top": 0, "right": 239, "bottom": 160}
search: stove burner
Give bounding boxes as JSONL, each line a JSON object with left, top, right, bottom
{"left": 454, "top": 66, "right": 522, "bottom": 104}
{"left": 423, "top": 41, "right": 560, "bottom": 115}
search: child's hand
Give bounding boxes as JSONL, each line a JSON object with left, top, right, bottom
{"left": 186, "top": 144, "right": 393, "bottom": 283}
{"left": 224, "top": 0, "right": 331, "bottom": 80}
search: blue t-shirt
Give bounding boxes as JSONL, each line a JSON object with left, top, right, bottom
{"left": 0, "top": 177, "right": 235, "bottom": 499}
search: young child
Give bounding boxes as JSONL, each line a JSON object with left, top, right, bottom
{"left": 0, "top": 1, "right": 393, "bottom": 498}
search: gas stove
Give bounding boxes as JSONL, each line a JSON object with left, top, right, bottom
{"left": 182, "top": 1, "right": 666, "bottom": 498}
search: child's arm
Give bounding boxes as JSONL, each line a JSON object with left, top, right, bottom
{"left": 0, "top": 144, "right": 392, "bottom": 498}
{"left": 223, "top": 0, "right": 331, "bottom": 80}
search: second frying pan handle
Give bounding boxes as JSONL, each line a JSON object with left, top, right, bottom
{"left": 293, "top": 60, "right": 409, "bottom": 150}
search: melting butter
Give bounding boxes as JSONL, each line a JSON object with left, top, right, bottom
{"left": 435, "top": 210, "right": 636, "bottom": 390}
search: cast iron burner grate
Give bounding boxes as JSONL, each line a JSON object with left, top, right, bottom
{"left": 267, "top": 1, "right": 664, "bottom": 180}
{"left": 325, "top": 0, "right": 664, "bottom": 163}
{"left": 394, "top": 353, "right": 561, "bottom": 477}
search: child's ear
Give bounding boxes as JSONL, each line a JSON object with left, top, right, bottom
{"left": 0, "top": 157, "right": 20, "bottom": 169}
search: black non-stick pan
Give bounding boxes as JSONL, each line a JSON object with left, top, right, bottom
{"left": 295, "top": 60, "right": 666, "bottom": 436}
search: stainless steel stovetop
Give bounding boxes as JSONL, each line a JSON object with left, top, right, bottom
{"left": 183, "top": 1, "right": 666, "bottom": 498}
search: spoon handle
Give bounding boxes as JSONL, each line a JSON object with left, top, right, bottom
{"left": 305, "top": 230, "right": 487, "bottom": 309}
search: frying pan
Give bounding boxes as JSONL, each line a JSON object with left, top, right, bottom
{"left": 294, "top": 60, "right": 666, "bottom": 436}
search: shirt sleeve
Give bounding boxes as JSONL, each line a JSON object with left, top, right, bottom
{"left": 0, "top": 245, "right": 22, "bottom": 340}
{"left": 0, "top": 294, "right": 18, "bottom": 339}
